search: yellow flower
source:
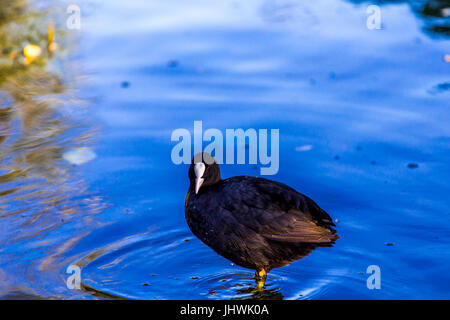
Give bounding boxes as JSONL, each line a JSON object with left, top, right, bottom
{"left": 23, "top": 44, "right": 42, "bottom": 60}
{"left": 47, "top": 24, "right": 55, "bottom": 44}
{"left": 48, "top": 42, "right": 58, "bottom": 52}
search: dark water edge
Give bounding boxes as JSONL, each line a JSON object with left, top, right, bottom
{"left": 0, "top": 0, "right": 449, "bottom": 299}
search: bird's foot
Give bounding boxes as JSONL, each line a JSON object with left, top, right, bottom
{"left": 255, "top": 268, "right": 267, "bottom": 281}
{"left": 252, "top": 269, "right": 267, "bottom": 292}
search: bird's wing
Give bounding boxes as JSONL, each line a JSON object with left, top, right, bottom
{"left": 221, "top": 176, "right": 338, "bottom": 244}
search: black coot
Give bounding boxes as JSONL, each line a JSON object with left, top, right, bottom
{"left": 185, "top": 152, "right": 338, "bottom": 288}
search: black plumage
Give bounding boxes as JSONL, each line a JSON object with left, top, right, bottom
{"left": 185, "top": 152, "right": 338, "bottom": 276}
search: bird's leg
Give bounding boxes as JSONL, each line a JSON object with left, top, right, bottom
{"left": 253, "top": 268, "right": 267, "bottom": 292}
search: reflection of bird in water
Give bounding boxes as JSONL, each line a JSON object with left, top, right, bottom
{"left": 203, "top": 271, "right": 284, "bottom": 300}
{"left": 185, "top": 153, "right": 338, "bottom": 291}
{"left": 236, "top": 285, "right": 284, "bottom": 300}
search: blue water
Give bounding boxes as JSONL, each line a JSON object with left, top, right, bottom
{"left": 0, "top": 0, "right": 449, "bottom": 299}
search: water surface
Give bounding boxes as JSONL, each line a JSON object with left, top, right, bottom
{"left": 0, "top": 0, "right": 449, "bottom": 299}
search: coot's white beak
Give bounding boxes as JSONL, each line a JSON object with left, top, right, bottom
{"left": 194, "top": 162, "right": 205, "bottom": 194}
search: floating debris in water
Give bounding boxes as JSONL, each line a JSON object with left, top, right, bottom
{"left": 428, "top": 82, "right": 450, "bottom": 94}
{"left": 444, "top": 54, "right": 450, "bottom": 63}
{"left": 167, "top": 60, "right": 179, "bottom": 68}
{"left": 334, "top": 219, "right": 339, "bottom": 224}
{"left": 123, "top": 208, "right": 133, "bottom": 214}
{"left": 295, "top": 145, "right": 313, "bottom": 152}
{"left": 407, "top": 163, "right": 419, "bottom": 169}
{"left": 63, "top": 147, "right": 97, "bottom": 165}
{"left": 183, "top": 239, "right": 190, "bottom": 242}
{"left": 436, "top": 82, "right": 450, "bottom": 90}
{"left": 121, "top": 81, "right": 130, "bottom": 88}
{"left": 385, "top": 242, "right": 394, "bottom": 246}
{"left": 142, "top": 283, "right": 149, "bottom": 286}
{"left": 370, "top": 161, "right": 377, "bottom": 165}
{"left": 190, "top": 276, "right": 199, "bottom": 280}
